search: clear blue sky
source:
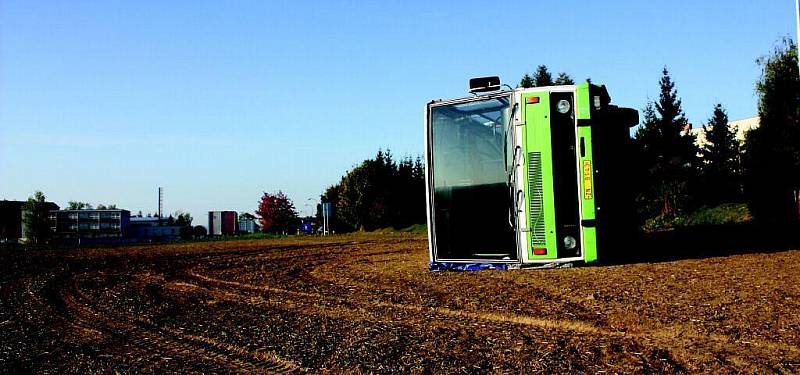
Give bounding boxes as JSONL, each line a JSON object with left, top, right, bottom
{"left": 0, "top": 1, "right": 795, "bottom": 224}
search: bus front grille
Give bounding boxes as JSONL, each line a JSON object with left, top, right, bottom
{"left": 528, "top": 152, "right": 546, "bottom": 247}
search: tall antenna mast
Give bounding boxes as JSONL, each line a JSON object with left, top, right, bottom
{"left": 158, "top": 187, "right": 164, "bottom": 218}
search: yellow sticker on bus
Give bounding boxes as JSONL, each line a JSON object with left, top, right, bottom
{"left": 583, "top": 160, "right": 593, "bottom": 200}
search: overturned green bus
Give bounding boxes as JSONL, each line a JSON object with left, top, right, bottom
{"left": 425, "top": 78, "right": 639, "bottom": 268}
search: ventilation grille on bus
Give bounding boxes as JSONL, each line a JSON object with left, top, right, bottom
{"left": 528, "top": 152, "right": 546, "bottom": 247}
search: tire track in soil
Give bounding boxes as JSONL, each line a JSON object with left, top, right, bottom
{"left": 191, "top": 239, "right": 410, "bottom": 264}
{"left": 184, "top": 266, "right": 800, "bottom": 371}
{"left": 63, "top": 275, "right": 305, "bottom": 374}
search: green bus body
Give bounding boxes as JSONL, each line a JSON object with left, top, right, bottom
{"left": 426, "top": 83, "right": 638, "bottom": 267}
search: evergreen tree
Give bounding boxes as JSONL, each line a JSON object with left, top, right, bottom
{"left": 519, "top": 73, "right": 534, "bottom": 88}
{"left": 22, "top": 191, "right": 51, "bottom": 244}
{"left": 743, "top": 38, "right": 800, "bottom": 224}
{"left": 632, "top": 102, "right": 661, "bottom": 217}
{"left": 521, "top": 67, "right": 570, "bottom": 88}
{"left": 700, "top": 103, "right": 741, "bottom": 203}
{"left": 554, "top": 72, "right": 575, "bottom": 85}
{"left": 533, "top": 65, "right": 553, "bottom": 87}
{"left": 393, "top": 156, "right": 426, "bottom": 228}
{"left": 634, "top": 102, "right": 659, "bottom": 156}
{"left": 633, "top": 68, "right": 698, "bottom": 218}
{"left": 654, "top": 68, "right": 695, "bottom": 161}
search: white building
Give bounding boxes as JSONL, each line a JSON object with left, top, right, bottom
{"left": 689, "top": 116, "right": 760, "bottom": 149}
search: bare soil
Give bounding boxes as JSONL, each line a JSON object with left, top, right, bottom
{"left": 1, "top": 233, "right": 799, "bottom": 373}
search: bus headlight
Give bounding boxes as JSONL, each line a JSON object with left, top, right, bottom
{"left": 557, "top": 99, "right": 571, "bottom": 114}
{"left": 564, "top": 235, "right": 577, "bottom": 250}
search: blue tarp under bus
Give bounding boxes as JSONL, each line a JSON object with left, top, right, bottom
{"left": 428, "top": 262, "right": 508, "bottom": 272}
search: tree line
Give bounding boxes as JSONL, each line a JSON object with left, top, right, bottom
{"left": 519, "top": 65, "right": 579, "bottom": 88}
{"left": 564, "top": 40, "right": 799, "bottom": 227}
{"left": 66, "top": 201, "right": 117, "bottom": 210}
{"left": 321, "top": 150, "right": 425, "bottom": 232}
{"left": 629, "top": 38, "right": 799, "bottom": 228}
{"left": 254, "top": 151, "right": 425, "bottom": 235}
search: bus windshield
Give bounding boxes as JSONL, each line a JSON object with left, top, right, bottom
{"left": 428, "top": 95, "right": 516, "bottom": 260}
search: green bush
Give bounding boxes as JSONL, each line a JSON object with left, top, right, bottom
{"left": 642, "top": 203, "right": 752, "bottom": 232}
{"left": 642, "top": 213, "right": 686, "bottom": 232}
{"left": 399, "top": 223, "right": 427, "bottom": 234}
{"left": 683, "top": 203, "right": 752, "bottom": 226}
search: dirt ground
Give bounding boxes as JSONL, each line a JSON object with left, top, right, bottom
{"left": 1, "top": 233, "right": 800, "bottom": 374}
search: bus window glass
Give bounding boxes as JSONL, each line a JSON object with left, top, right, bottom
{"left": 429, "top": 96, "right": 516, "bottom": 260}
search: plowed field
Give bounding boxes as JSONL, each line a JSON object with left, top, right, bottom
{"left": 1, "top": 233, "right": 799, "bottom": 373}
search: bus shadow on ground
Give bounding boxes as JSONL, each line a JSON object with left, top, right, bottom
{"left": 605, "top": 223, "right": 800, "bottom": 265}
